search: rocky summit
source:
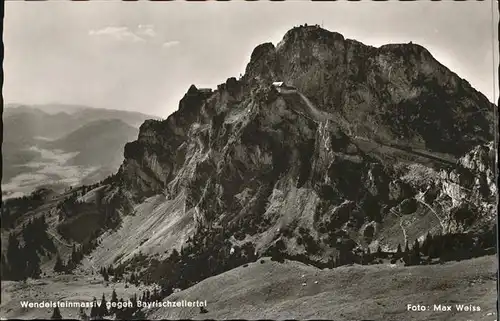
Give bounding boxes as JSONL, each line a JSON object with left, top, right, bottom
{"left": 1, "top": 25, "right": 497, "bottom": 313}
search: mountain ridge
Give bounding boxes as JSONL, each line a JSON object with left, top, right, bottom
{"left": 4, "top": 103, "right": 160, "bottom": 119}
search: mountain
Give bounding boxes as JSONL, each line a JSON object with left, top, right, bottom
{"left": 70, "top": 108, "right": 158, "bottom": 129}
{"left": 2, "top": 105, "right": 157, "bottom": 197}
{"left": 4, "top": 103, "right": 91, "bottom": 115}
{"left": 44, "top": 119, "right": 139, "bottom": 168}
{"left": 3, "top": 108, "right": 71, "bottom": 146}
{"left": 114, "top": 25, "right": 494, "bottom": 255}
{"left": 1, "top": 25, "right": 496, "bottom": 319}
{"left": 243, "top": 27, "right": 493, "bottom": 156}
{"left": 3, "top": 104, "right": 155, "bottom": 139}
{"left": 80, "top": 26, "right": 495, "bottom": 275}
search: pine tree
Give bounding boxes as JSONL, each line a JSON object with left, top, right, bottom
{"left": 140, "top": 290, "right": 146, "bottom": 302}
{"left": 412, "top": 238, "right": 421, "bottom": 265}
{"left": 152, "top": 288, "right": 159, "bottom": 301}
{"left": 2, "top": 207, "right": 11, "bottom": 229}
{"left": 413, "top": 239, "right": 420, "bottom": 255}
{"left": 428, "top": 240, "right": 438, "bottom": 259}
{"left": 1, "top": 254, "right": 10, "bottom": 279}
{"left": 403, "top": 241, "right": 411, "bottom": 265}
{"left": 116, "top": 298, "right": 125, "bottom": 319}
{"left": 90, "top": 297, "right": 98, "bottom": 319}
{"left": 7, "top": 233, "right": 23, "bottom": 280}
{"left": 25, "top": 247, "right": 41, "bottom": 279}
{"left": 422, "top": 232, "right": 432, "bottom": 256}
{"left": 102, "top": 268, "right": 109, "bottom": 282}
{"left": 132, "top": 293, "right": 138, "bottom": 312}
{"left": 71, "top": 244, "right": 77, "bottom": 265}
{"left": 115, "top": 266, "right": 123, "bottom": 280}
{"left": 108, "top": 265, "right": 114, "bottom": 276}
{"left": 65, "top": 258, "right": 73, "bottom": 273}
{"left": 160, "top": 282, "right": 173, "bottom": 298}
{"left": 270, "top": 240, "right": 285, "bottom": 263}
{"left": 51, "top": 306, "right": 62, "bottom": 320}
{"left": 110, "top": 289, "right": 118, "bottom": 315}
{"left": 41, "top": 215, "right": 48, "bottom": 230}
{"left": 440, "top": 233, "right": 452, "bottom": 261}
{"left": 99, "top": 293, "right": 108, "bottom": 317}
{"left": 122, "top": 298, "right": 134, "bottom": 319}
{"left": 396, "top": 243, "right": 402, "bottom": 258}
{"left": 171, "top": 249, "right": 180, "bottom": 261}
{"left": 54, "top": 255, "right": 64, "bottom": 273}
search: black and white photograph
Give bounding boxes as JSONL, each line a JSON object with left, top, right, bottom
{"left": 1, "top": 1, "right": 498, "bottom": 320}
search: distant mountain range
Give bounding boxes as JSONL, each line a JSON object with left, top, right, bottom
{"left": 2, "top": 104, "right": 157, "bottom": 198}
{"left": 42, "top": 118, "right": 138, "bottom": 167}
{"left": 3, "top": 103, "right": 155, "bottom": 139}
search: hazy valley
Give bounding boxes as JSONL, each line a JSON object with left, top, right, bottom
{"left": 2, "top": 105, "right": 156, "bottom": 199}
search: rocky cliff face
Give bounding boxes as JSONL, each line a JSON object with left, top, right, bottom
{"left": 103, "top": 25, "right": 495, "bottom": 266}
{"left": 244, "top": 25, "right": 493, "bottom": 156}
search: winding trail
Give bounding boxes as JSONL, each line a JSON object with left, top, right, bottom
{"left": 389, "top": 208, "right": 408, "bottom": 246}
{"left": 278, "top": 88, "right": 331, "bottom": 123}
{"left": 352, "top": 135, "right": 457, "bottom": 167}
{"left": 416, "top": 198, "right": 446, "bottom": 234}
{"left": 281, "top": 89, "right": 459, "bottom": 170}
{"left": 295, "top": 91, "right": 328, "bottom": 121}
{"left": 47, "top": 229, "right": 72, "bottom": 248}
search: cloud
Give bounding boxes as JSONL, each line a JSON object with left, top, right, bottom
{"left": 89, "top": 26, "right": 145, "bottom": 43}
{"left": 162, "top": 41, "right": 180, "bottom": 49}
{"left": 89, "top": 25, "right": 178, "bottom": 50}
{"left": 137, "top": 24, "right": 157, "bottom": 38}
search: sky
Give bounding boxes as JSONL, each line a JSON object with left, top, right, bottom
{"left": 3, "top": 1, "right": 499, "bottom": 118}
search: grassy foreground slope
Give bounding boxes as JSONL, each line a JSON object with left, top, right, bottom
{"left": 148, "top": 256, "right": 497, "bottom": 321}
